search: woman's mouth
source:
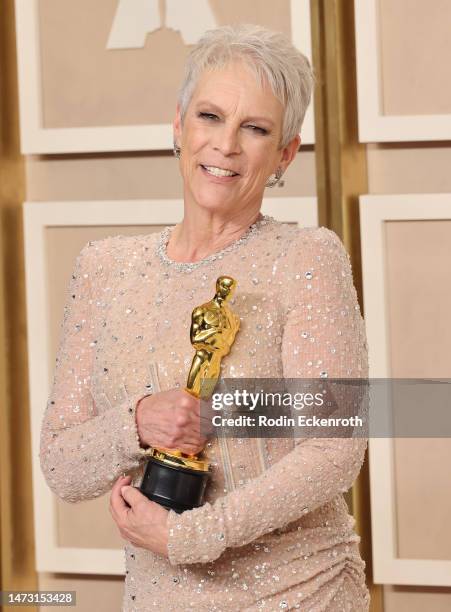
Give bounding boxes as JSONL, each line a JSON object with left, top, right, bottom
{"left": 200, "top": 164, "right": 239, "bottom": 178}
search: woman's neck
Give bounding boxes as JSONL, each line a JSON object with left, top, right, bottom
{"left": 166, "top": 209, "right": 263, "bottom": 264}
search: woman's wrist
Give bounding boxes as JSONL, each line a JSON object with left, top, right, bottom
{"left": 135, "top": 395, "right": 151, "bottom": 449}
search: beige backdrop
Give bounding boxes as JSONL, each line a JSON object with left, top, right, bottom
{"left": 379, "top": 0, "right": 451, "bottom": 116}
{"left": 385, "top": 221, "right": 451, "bottom": 562}
{"left": 24, "top": 0, "right": 451, "bottom": 610}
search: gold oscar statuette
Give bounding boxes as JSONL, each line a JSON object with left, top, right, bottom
{"left": 139, "top": 276, "right": 240, "bottom": 513}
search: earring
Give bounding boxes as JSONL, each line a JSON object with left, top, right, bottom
{"left": 265, "top": 167, "right": 284, "bottom": 188}
{"left": 173, "top": 141, "right": 181, "bottom": 159}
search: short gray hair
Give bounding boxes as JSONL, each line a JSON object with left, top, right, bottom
{"left": 177, "top": 24, "right": 315, "bottom": 148}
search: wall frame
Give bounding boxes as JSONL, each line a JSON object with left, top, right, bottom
{"left": 24, "top": 196, "right": 318, "bottom": 574}
{"left": 360, "top": 193, "right": 451, "bottom": 586}
{"left": 15, "top": 0, "right": 314, "bottom": 154}
{"left": 354, "top": 1, "right": 451, "bottom": 142}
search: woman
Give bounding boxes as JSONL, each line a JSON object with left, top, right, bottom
{"left": 40, "top": 24, "right": 370, "bottom": 611}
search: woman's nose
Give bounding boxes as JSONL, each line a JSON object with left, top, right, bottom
{"left": 212, "top": 125, "right": 241, "bottom": 156}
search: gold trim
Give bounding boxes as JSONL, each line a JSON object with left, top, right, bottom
{"left": 0, "top": 0, "right": 37, "bottom": 603}
{"left": 148, "top": 448, "right": 210, "bottom": 473}
{"left": 310, "top": 1, "right": 382, "bottom": 610}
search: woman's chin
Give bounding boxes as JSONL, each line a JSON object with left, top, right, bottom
{"left": 192, "top": 199, "right": 234, "bottom": 214}
{"left": 190, "top": 186, "right": 238, "bottom": 212}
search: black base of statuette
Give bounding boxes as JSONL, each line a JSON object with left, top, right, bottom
{"left": 139, "top": 456, "right": 210, "bottom": 514}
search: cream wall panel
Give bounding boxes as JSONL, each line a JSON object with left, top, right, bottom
{"left": 360, "top": 194, "right": 451, "bottom": 587}
{"left": 355, "top": 1, "right": 451, "bottom": 141}
{"left": 16, "top": 0, "right": 315, "bottom": 152}
{"left": 384, "top": 221, "right": 451, "bottom": 562}
{"left": 379, "top": 0, "right": 451, "bottom": 116}
{"left": 25, "top": 151, "right": 316, "bottom": 201}
{"left": 383, "top": 585, "right": 451, "bottom": 612}
{"left": 367, "top": 145, "right": 451, "bottom": 195}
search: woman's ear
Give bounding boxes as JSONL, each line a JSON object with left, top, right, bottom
{"left": 279, "top": 134, "right": 301, "bottom": 172}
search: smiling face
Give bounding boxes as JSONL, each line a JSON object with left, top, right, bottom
{"left": 173, "top": 60, "right": 300, "bottom": 219}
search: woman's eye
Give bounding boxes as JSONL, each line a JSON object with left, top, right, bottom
{"left": 197, "top": 113, "right": 267, "bottom": 135}
{"left": 198, "top": 112, "right": 218, "bottom": 121}
{"left": 246, "top": 125, "right": 268, "bottom": 135}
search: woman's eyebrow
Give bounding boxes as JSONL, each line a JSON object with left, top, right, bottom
{"left": 195, "top": 100, "right": 275, "bottom": 127}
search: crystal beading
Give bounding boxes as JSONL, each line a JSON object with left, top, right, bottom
{"left": 156, "top": 214, "right": 276, "bottom": 272}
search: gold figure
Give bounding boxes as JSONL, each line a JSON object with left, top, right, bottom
{"left": 151, "top": 275, "right": 240, "bottom": 471}
{"left": 185, "top": 275, "right": 240, "bottom": 399}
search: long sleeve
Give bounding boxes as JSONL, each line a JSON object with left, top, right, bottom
{"left": 40, "top": 242, "right": 148, "bottom": 503}
{"left": 166, "top": 227, "right": 369, "bottom": 565}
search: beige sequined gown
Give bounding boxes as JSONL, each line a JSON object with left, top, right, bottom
{"left": 40, "top": 215, "right": 370, "bottom": 611}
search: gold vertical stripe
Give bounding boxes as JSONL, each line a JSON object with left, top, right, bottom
{"left": 310, "top": 1, "right": 382, "bottom": 610}
{"left": 0, "top": 0, "right": 38, "bottom": 607}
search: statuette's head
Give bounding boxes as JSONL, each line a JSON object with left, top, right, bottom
{"left": 216, "top": 275, "right": 236, "bottom": 299}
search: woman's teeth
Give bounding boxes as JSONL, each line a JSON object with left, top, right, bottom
{"left": 202, "top": 165, "right": 238, "bottom": 177}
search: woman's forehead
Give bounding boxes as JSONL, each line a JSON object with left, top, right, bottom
{"left": 194, "top": 61, "right": 270, "bottom": 94}
{"left": 191, "top": 62, "right": 283, "bottom": 116}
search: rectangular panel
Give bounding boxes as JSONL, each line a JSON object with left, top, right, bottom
{"left": 359, "top": 193, "right": 451, "bottom": 586}
{"left": 15, "top": 0, "right": 315, "bottom": 153}
{"left": 354, "top": 1, "right": 451, "bottom": 141}
{"left": 384, "top": 221, "right": 451, "bottom": 561}
{"left": 379, "top": 0, "right": 451, "bottom": 117}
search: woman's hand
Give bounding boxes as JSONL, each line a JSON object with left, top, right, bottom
{"left": 109, "top": 475, "right": 169, "bottom": 557}
{"left": 136, "top": 389, "right": 209, "bottom": 455}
